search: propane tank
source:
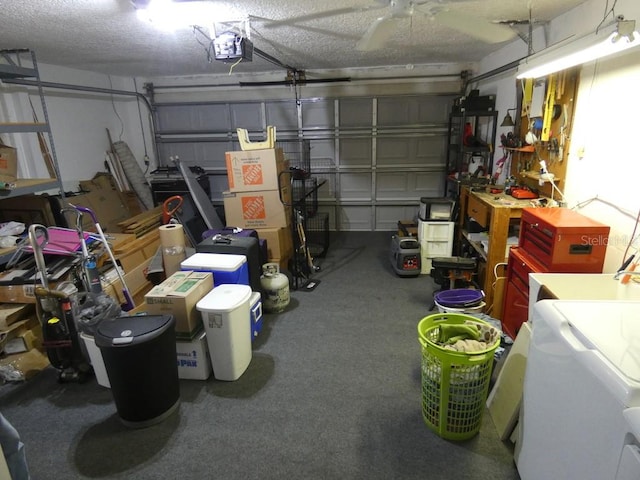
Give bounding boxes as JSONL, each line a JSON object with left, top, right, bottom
{"left": 260, "top": 263, "right": 290, "bottom": 313}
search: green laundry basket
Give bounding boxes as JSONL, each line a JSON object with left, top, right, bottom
{"left": 417, "top": 313, "right": 500, "bottom": 441}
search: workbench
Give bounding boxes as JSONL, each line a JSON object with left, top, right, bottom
{"left": 457, "top": 187, "right": 548, "bottom": 312}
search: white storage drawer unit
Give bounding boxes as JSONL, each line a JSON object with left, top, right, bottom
{"left": 418, "top": 221, "right": 454, "bottom": 274}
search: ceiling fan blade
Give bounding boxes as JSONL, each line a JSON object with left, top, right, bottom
{"left": 356, "top": 16, "right": 398, "bottom": 51}
{"left": 264, "top": 4, "right": 386, "bottom": 28}
{"left": 434, "top": 9, "right": 517, "bottom": 43}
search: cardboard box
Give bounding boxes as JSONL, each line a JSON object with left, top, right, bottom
{"left": 0, "top": 303, "right": 34, "bottom": 329}
{"left": 255, "top": 227, "right": 293, "bottom": 259}
{"left": 225, "top": 148, "right": 289, "bottom": 192}
{"left": 397, "top": 220, "right": 418, "bottom": 238}
{"left": 223, "top": 186, "right": 291, "bottom": 229}
{"left": 0, "top": 348, "right": 49, "bottom": 381}
{"left": 101, "top": 255, "right": 155, "bottom": 308}
{"left": 176, "top": 329, "right": 212, "bottom": 380}
{"left": 112, "top": 229, "right": 160, "bottom": 274}
{"left": 0, "top": 143, "right": 18, "bottom": 182}
{"left": 144, "top": 271, "right": 213, "bottom": 339}
{"left": 0, "top": 283, "right": 39, "bottom": 304}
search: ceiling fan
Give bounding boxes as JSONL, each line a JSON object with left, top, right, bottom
{"left": 264, "top": 0, "right": 517, "bottom": 51}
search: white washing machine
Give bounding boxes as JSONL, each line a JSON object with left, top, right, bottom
{"left": 516, "top": 300, "right": 640, "bottom": 480}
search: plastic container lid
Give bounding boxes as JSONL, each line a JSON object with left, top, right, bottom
{"left": 181, "top": 253, "right": 246, "bottom": 272}
{"left": 434, "top": 289, "right": 484, "bottom": 308}
{"left": 196, "top": 284, "right": 252, "bottom": 313}
{"left": 95, "top": 315, "right": 174, "bottom": 348}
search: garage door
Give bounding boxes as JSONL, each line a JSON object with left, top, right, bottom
{"left": 153, "top": 93, "right": 456, "bottom": 231}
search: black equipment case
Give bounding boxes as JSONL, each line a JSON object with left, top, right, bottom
{"left": 196, "top": 234, "right": 265, "bottom": 297}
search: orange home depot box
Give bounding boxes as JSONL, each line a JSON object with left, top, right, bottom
{"left": 225, "top": 148, "right": 289, "bottom": 192}
{"left": 223, "top": 186, "right": 291, "bottom": 229}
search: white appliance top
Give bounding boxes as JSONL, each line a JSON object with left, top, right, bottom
{"left": 552, "top": 300, "right": 640, "bottom": 382}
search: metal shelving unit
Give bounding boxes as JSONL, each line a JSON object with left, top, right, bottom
{"left": 444, "top": 108, "right": 498, "bottom": 197}
{"left": 0, "top": 49, "right": 64, "bottom": 199}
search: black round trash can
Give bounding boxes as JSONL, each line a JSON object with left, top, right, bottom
{"left": 95, "top": 314, "right": 180, "bottom": 428}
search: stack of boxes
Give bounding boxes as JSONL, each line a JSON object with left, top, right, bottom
{"left": 222, "top": 147, "right": 294, "bottom": 271}
{"left": 418, "top": 198, "right": 456, "bottom": 274}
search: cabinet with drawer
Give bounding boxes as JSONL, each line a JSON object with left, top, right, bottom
{"left": 502, "top": 247, "right": 547, "bottom": 339}
{"left": 519, "top": 207, "right": 609, "bottom": 272}
{"left": 466, "top": 194, "right": 490, "bottom": 228}
{"left": 457, "top": 188, "right": 534, "bottom": 311}
{"left": 502, "top": 207, "right": 610, "bottom": 338}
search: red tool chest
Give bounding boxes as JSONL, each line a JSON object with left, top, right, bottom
{"left": 502, "top": 247, "right": 547, "bottom": 339}
{"left": 519, "top": 207, "right": 609, "bottom": 272}
{"left": 501, "top": 207, "right": 610, "bottom": 338}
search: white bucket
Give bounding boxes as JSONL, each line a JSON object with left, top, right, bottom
{"left": 196, "top": 284, "right": 252, "bottom": 381}
{"left": 434, "top": 300, "right": 486, "bottom": 314}
{"left": 80, "top": 332, "right": 110, "bottom": 388}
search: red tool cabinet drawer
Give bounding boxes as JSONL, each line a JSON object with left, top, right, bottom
{"left": 502, "top": 247, "right": 546, "bottom": 339}
{"left": 519, "top": 207, "right": 609, "bottom": 272}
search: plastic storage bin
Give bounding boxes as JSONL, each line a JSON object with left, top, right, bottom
{"left": 196, "top": 284, "right": 252, "bottom": 381}
{"left": 95, "top": 315, "right": 180, "bottom": 428}
{"left": 181, "top": 252, "right": 249, "bottom": 286}
{"left": 417, "top": 313, "right": 500, "bottom": 440}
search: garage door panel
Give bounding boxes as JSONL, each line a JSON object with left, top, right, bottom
{"left": 339, "top": 98, "right": 372, "bottom": 127}
{"left": 156, "top": 104, "right": 232, "bottom": 131}
{"left": 339, "top": 206, "right": 372, "bottom": 230}
{"left": 340, "top": 138, "right": 371, "bottom": 166}
{"left": 266, "top": 102, "right": 297, "bottom": 131}
{"left": 377, "top": 138, "right": 414, "bottom": 166}
{"left": 376, "top": 206, "right": 420, "bottom": 230}
{"left": 310, "top": 139, "right": 336, "bottom": 169}
{"left": 376, "top": 172, "right": 442, "bottom": 199}
{"left": 376, "top": 172, "right": 418, "bottom": 199}
{"left": 414, "top": 172, "right": 444, "bottom": 197}
{"left": 230, "top": 103, "right": 263, "bottom": 130}
{"left": 416, "top": 137, "right": 446, "bottom": 166}
{"left": 378, "top": 96, "right": 451, "bottom": 125}
{"left": 340, "top": 172, "right": 372, "bottom": 199}
{"left": 418, "top": 96, "right": 452, "bottom": 122}
{"left": 303, "top": 100, "right": 334, "bottom": 129}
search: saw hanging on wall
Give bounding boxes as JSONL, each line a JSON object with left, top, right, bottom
{"left": 263, "top": 0, "right": 517, "bottom": 51}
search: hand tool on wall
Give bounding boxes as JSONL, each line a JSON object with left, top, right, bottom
{"left": 541, "top": 74, "right": 557, "bottom": 142}
{"left": 72, "top": 205, "right": 135, "bottom": 311}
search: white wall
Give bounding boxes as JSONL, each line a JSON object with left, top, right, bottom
{"left": 0, "top": 62, "right": 153, "bottom": 191}
{"left": 475, "top": 0, "right": 640, "bottom": 272}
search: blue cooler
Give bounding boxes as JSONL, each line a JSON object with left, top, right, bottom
{"left": 181, "top": 253, "right": 249, "bottom": 286}
{"left": 250, "top": 291, "right": 263, "bottom": 341}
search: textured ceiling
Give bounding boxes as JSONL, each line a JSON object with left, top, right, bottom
{"left": 0, "top": 0, "right": 586, "bottom": 78}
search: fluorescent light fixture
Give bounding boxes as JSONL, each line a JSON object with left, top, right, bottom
{"left": 517, "top": 18, "right": 640, "bottom": 79}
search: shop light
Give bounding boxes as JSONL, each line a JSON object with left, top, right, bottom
{"left": 516, "top": 17, "right": 640, "bottom": 79}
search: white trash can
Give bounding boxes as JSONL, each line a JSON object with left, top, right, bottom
{"left": 196, "top": 284, "right": 252, "bottom": 381}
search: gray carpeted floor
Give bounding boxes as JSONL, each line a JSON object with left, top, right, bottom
{"left": 0, "top": 231, "right": 520, "bottom": 479}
